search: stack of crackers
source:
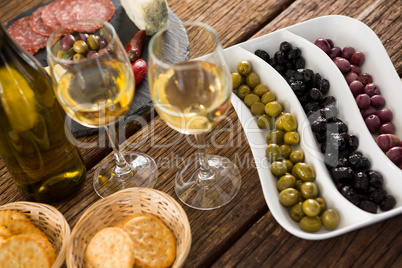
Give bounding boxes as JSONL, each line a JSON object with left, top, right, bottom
{"left": 0, "top": 210, "right": 56, "bottom": 267}
{"left": 85, "top": 212, "right": 176, "bottom": 268}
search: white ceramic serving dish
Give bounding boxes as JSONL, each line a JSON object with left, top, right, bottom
{"left": 223, "top": 15, "right": 402, "bottom": 240}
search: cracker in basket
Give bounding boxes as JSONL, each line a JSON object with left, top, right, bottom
{"left": 122, "top": 213, "right": 176, "bottom": 268}
{"left": 0, "top": 234, "right": 52, "bottom": 268}
{"left": 84, "top": 227, "right": 135, "bottom": 268}
{"left": 30, "top": 233, "right": 57, "bottom": 265}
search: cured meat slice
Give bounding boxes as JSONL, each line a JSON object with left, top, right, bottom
{"left": 7, "top": 17, "right": 48, "bottom": 52}
{"left": 29, "top": 6, "right": 54, "bottom": 37}
{"left": 41, "top": 0, "right": 66, "bottom": 30}
{"left": 57, "top": 0, "right": 115, "bottom": 26}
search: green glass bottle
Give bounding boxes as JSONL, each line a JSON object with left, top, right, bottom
{"left": 0, "top": 23, "right": 86, "bottom": 203}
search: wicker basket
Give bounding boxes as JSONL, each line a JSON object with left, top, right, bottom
{"left": 0, "top": 201, "right": 71, "bottom": 268}
{"left": 66, "top": 187, "right": 192, "bottom": 268}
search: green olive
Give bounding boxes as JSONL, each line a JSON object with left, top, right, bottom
{"left": 244, "top": 94, "right": 260, "bottom": 107}
{"left": 290, "top": 202, "right": 304, "bottom": 222}
{"left": 281, "top": 112, "right": 298, "bottom": 131}
{"left": 73, "top": 40, "right": 88, "bottom": 54}
{"left": 56, "top": 50, "right": 64, "bottom": 58}
{"left": 284, "top": 131, "right": 300, "bottom": 146}
{"left": 283, "top": 159, "right": 294, "bottom": 173}
{"left": 300, "top": 181, "right": 319, "bottom": 199}
{"left": 322, "top": 209, "right": 340, "bottom": 230}
{"left": 265, "top": 101, "right": 283, "bottom": 117}
{"left": 266, "top": 129, "right": 284, "bottom": 145}
{"left": 253, "top": 84, "right": 269, "bottom": 97}
{"left": 237, "top": 84, "right": 251, "bottom": 99}
{"left": 231, "top": 73, "right": 243, "bottom": 89}
{"left": 299, "top": 216, "right": 322, "bottom": 232}
{"left": 316, "top": 197, "right": 326, "bottom": 213}
{"left": 245, "top": 72, "right": 260, "bottom": 89}
{"left": 73, "top": 53, "right": 85, "bottom": 61}
{"left": 279, "top": 144, "right": 292, "bottom": 159}
{"left": 278, "top": 188, "right": 299, "bottom": 206}
{"left": 277, "top": 173, "right": 297, "bottom": 192}
{"left": 251, "top": 102, "right": 265, "bottom": 116}
{"left": 237, "top": 60, "right": 251, "bottom": 75}
{"left": 291, "top": 162, "right": 315, "bottom": 181}
{"left": 302, "top": 199, "right": 321, "bottom": 217}
{"left": 270, "top": 160, "right": 288, "bottom": 177}
{"left": 261, "top": 91, "right": 276, "bottom": 105}
{"left": 265, "top": 144, "right": 281, "bottom": 162}
{"left": 289, "top": 150, "right": 304, "bottom": 164}
{"left": 257, "top": 114, "right": 273, "bottom": 129}
{"left": 87, "top": 34, "right": 99, "bottom": 50}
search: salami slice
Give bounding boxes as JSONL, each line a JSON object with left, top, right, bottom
{"left": 57, "top": 0, "right": 115, "bottom": 27}
{"left": 7, "top": 17, "right": 48, "bottom": 52}
{"left": 41, "top": 0, "right": 66, "bottom": 30}
{"left": 29, "top": 6, "right": 54, "bottom": 37}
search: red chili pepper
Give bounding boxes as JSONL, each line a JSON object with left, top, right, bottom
{"left": 125, "top": 30, "right": 146, "bottom": 62}
{"left": 132, "top": 58, "right": 147, "bottom": 86}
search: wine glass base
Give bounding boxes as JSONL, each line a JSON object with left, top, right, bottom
{"left": 93, "top": 152, "right": 158, "bottom": 198}
{"left": 175, "top": 155, "right": 241, "bottom": 210}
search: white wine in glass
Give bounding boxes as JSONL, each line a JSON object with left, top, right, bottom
{"left": 47, "top": 19, "right": 158, "bottom": 198}
{"left": 148, "top": 22, "right": 241, "bottom": 210}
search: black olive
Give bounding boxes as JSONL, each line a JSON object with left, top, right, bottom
{"left": 368, "top": 187, "right": 387, "bottom": 204}
{"left": 366, "top": 170, "right": 384, "bottom": 188}
{"left": 330, "top": 167, "right": 355, "bottom": 185}
{"left": 340, "top": 185, "right": 360, "bottom": 206}
{"left": 279, "top": 41, "right": 292, "bottom": 53}
{"left": 255, "top": 49, "right": 270, "bottom": 63}
{"left": 318, "top": 78, "right": 330, "bottom": 95}
{"left": 380, "top": 195, "right": 396, "bottom": 211}
{"left": 359, "top": 200, "right": 378, "bottom": 213}
{"left": 274, "top": 51, "right": 287, "bottom": 65}
{"left": 288, "top": 47, "right": 301, "bottom": 60}
{"left": 309, "top": 88, "right": 323, "bottom": 101}
{"left": 321, "top": 95, "right": 336, "bottom": 107}
{"left": 354, "top": 171, "right": 369, "bottom": 192}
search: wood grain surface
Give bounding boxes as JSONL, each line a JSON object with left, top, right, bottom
{"left": 0, "top": 0, "right": 401, "bottom": 267}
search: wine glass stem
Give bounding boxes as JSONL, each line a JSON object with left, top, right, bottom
{"left": 104, "top": 125, "right": 133, "bottom": 176}
{"left": 195, "top": 134, "right": 215, "bottom": 182}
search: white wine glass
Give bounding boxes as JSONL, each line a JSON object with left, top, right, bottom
{"left": 148, "top": 22, "right": 241, "bottom": 210}
{"left": 47, "top": 19, "right": 157, "bottom": 198}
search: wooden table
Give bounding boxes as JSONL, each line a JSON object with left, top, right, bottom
{"left": 1, "top": 0, "right": 401, "bottom": 267}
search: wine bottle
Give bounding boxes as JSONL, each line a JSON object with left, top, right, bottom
{"left": 0, "top": 23, "right": 86, "bottom": 203}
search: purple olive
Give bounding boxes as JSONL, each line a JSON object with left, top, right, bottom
{"left": 349, "top": 80, "right": 364, "bottom": 97}
{"left": 62, "top": 34, "right": 76, "bottom": 51}
{"left": 364, "top": 83, "right": 381, "bottom": 97}
{"left": 370, "top": 95, "right": 386, "bottom": 109}
{"left": 386, "top": 146, "right": 402, "bottom": 165}
{"left": 79, "top": 33, "right": 89, "bottom": 42}
{"left": 314, "top": 38, "right": 331, "bottom": 54}
{"left": 342, "top": 46, "right": 356, "bottom": 61}
{"left": 356, "top": 93, "right": 371, "bottom": 109}
{"left": 358, "top": 73, "right": 373, "bottom": 86}
{"left": 333, "top": 57, "right": 351, "bottom": 73}
{"left": 350, "top": 51, "right": 365, "bottom": 66}
{"left": 328, "top": 46, "right": 342, "bottom": 59}
{"left": 350, "top": 64, "right": 361, "bottom": 75}
{"left": 345, "top": 72, "right": 358, "bottom": 85}
{"left": 376, "top": 134, "right": 400, "bottom": 152}
{"left": 326, "top": 39, "right": 334, "bottom": 48}
{"left": 365, "top": 114, "right": 381, "bottom": 133}
{"left": 361, "top": 106, "right": 377, "bottom": 119}
{"left": 377, "top": 108, "right": 393, "bottom": 123}
{"left": 379, "top": 122, "right": 395, "bottom": 134}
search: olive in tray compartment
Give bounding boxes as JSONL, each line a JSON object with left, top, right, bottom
{"left": 254, "top": 41, "right": 396, "bottom": 213}
{"left": 232, "top": 60, "right": 339, "bottom": 232}
{"left": 313, "top": 38, "right": 402, "bottom": 170}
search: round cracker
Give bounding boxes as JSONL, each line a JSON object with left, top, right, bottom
{"left": 85, "top": 227, "right": 135, "bottom": 268}
{"left": 0, "top": 234, "right": 51, "bottom": 268}
{"left": 122, "top": 213, "right": 176, "bottom": 268}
